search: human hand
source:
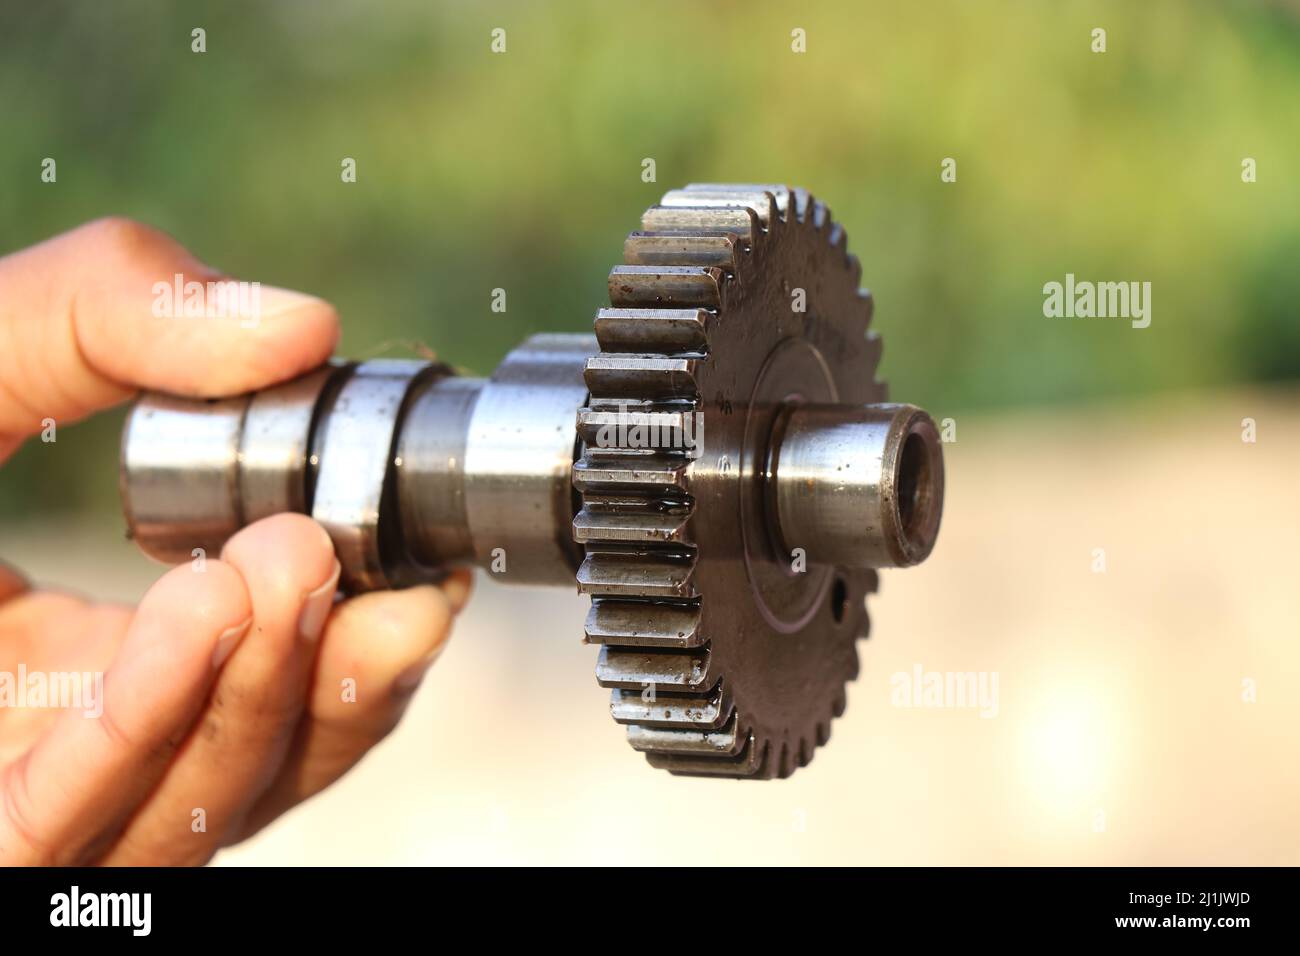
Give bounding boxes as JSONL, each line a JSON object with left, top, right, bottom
{"left": 0, "top": 219, "right": 469, "bottom": 865}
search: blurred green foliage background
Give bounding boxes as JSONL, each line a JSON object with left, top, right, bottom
{"left": 1, "top": 0, "right": 1297, "bottom": 518}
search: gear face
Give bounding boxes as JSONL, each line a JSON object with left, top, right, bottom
{"left": 575, "top": 184, "right": 889, "bottom": 778}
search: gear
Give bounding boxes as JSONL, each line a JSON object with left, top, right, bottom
{"left": 575, "top": 184, "right": 887, "bottom": 778}
{"left": 119, "top": 182, "right": 944, "bottom": 781}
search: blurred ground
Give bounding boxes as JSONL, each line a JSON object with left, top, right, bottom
{"left": 3, "top": 386, "right": 1297, "bottom": 865}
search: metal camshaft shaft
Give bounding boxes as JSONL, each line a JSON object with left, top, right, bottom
{"left": 120, "top": 183, "right": 946, "bottom": 778}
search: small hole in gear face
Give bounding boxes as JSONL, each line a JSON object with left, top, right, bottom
{"left": 830, "top": 576, "right": 848, "bottom": 623}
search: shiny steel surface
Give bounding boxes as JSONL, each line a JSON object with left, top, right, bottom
{"left": 773, "top": 403, "right": 944, "bottom": 569}
{"left": 238, "top": 363, "right": 346, "bottom": 525}
{"left": 120, "top": 335, "right": 592, "bottom": 590}
{"left": 117, "top": 183, "right": 946, "bottom": 779}
{"left": 576, "top": 183, "right": 945, "bottom": 777}
{"left": 121, "top": 393, "right": 249, "bottom": 563}
{"left": 461, "top": 334, "right": 592, "bottom": 585}
{"left": 395, "top": 376, "right": 483, "bottom": 569}
{"left": 309, "top": 360, "right": 432, "bottom": 592}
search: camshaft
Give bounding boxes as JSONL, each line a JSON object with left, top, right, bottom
{"left": 119, "top": 181, "right": 949, "bottom": 779}
{"left": 120, "top": 334, "right": 942, "bottom": 590}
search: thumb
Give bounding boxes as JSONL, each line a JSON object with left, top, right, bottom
{"left": 0, "top": 217, "right": 339, "bottom": 447}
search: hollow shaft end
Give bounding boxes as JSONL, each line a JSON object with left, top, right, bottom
{"left": 772, "top": 403, "right": 945, "bottom": 569}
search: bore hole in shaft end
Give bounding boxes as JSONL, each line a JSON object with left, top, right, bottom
{"left": 889, "top": 414, "right": 944, "bottom": 566}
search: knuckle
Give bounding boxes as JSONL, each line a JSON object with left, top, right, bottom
{"left": 150, "top": 560, "right": 250, "bottom": 628}
{"left": 83, "top": 216, "right": 164, "bottom": 257}
{"left": 0, "top": 754, "right": 53, "bottom": 865}
{"left": 223, "top": 515, "right": 335, "bottom": 592}
{"left": 95, "top": 696, "right": 137, "bottom": 751}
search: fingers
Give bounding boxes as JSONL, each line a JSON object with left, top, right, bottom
{"left": 0, "top": 593, "right": 131, "bottom": 766}
{"left": 0, "top": 217, "right": 339, "bottom": 446}
{"left": 100, "top": 514, "right": 340, "bottom": 866}
{"left": 439, "top": 569, "right": 474, "bottom": 616}
{"left": 0, "top": 562, "right": 252, "bottom": 865}
{"left": 239, "top": 574, "right": 468, "bottom": 838}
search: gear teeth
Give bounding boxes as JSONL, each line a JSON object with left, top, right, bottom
{"left": 674, "top": 183, "right": 791, "bottom": 224}
{"left": 776, "top": 743, "right": 792, "bottom": 778}
{"left": 828, "top": 221, "right": 849, "bottom": 260}
{"left": 861, "top": 289, "right": 876, "bottom": 321}
{"left": 608, "top": 265, "right": 723, "bottom": 309}
{"left": 583, "top": 355, "right": 700, "bottom": 401}
{"left": 815, "top": 720, "right": 831, "bottom": 747}
{"left": 846, "top": 252, "right": 863, "bottom": 287}
{"left": 573, "top": 507, "right": 691, "bottom": 546}
{"left": 645, "top": 734, "right": 764, "bottom": 777}
{"left": 627, "top": 714, "right": 744, "bottom": 757}
{"left": 579, "top": 492, "right": 690, "bottom": 511}
{"left": 797, "top": 738, "right": 811, "bottom": 768}
{"left": 594, "top": 307, "right": 711, "bottom": 354}
{"left": 811, "top": 200, "right": 830, "bottom": 232}
{"left": 790, "top": 187, "right": 812, "bottom": 223}
{"left": 582, "top": 184, "right": 881, "bottom": 779}
{"left": 572, "top": 454, "right": 688, "bottom": 495}
{"left": 577, "top": 553, "right": 697, "bottom": 599}
{"left": 857, "top": 601, "right": 873, "bottom": 639}
{"left": 583, "top": 600, "right": 702, "bottom": 648}
{"left": 640, "top": 206, "right": 758, "bottom": 246}
{"left": 624, "top": 232, "right": 740, "bottom": 272}
{"left": 864, "top": 329, "right": 883, "bottom": 366}
{"left": 595, "top": 645, "right": 712, "bottom": 691}
{"left": 832, "top": 690, "right": 848, "bottom": 718}
{"left": 577, "top": 406, "right": 700, "bottom": 448}
{"left": 662, "top": 190, "right": 780, "bottom": 228}
{"left": 610, "top": 686, "right": 732, "bottom": 730}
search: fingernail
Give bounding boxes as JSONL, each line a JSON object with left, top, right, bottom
{"left": 212, "top": 617, "right": 253, "bottom": 669}
{"left": 393, "top": 645, "right": 446, "bottom": 693}
{"left": 440, "top": 570, "right": 473, "bottom": 616}
{"left": 247, "top": 285, "right": 332, "bottom": 329}
{"left": 298, "top": 559, "right": 340, "bottom": 642}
